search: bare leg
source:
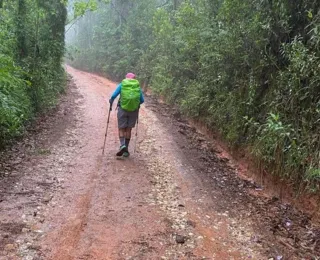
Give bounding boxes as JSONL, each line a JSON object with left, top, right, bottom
{"left": 124, "top": 128, "right": 132, "bottom": 139}
{"left": 124, "top": 128, "right": 132, "bottom": 150}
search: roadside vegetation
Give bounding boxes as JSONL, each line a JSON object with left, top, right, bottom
{"left": 0, "top": 0, "right": 67, "bottom": 145}
{"left": 67, "top": 0, "right": 320, "bottom": 190}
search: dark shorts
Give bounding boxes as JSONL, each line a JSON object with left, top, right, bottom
{"left": 117, "top": 107, "right": 139, "bottom": 129}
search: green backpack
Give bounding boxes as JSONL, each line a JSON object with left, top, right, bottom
{"left": 120, "top": 79, "right": 141, "bottom": 112}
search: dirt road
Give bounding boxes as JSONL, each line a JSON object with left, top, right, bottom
{"left": 0, "top": 67, "right": 319, "bottom": 259}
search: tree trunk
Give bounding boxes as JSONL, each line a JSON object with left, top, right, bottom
{"left": 17, "top": 0, "right": 27, "bottom": 61}
{"left": 173, "top": 0, "right": 177, "bottom": 10}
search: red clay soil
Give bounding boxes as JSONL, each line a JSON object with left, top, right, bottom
{"left": 0, "top": 66, "right": 319, "bottom": 260}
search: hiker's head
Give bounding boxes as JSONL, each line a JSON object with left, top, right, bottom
{"left": 126, "top": 72, "right": 136, "bottom": 79}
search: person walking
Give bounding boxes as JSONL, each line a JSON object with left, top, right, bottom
{"left": 109, "top": 73, "right": 144, "bottom": 157}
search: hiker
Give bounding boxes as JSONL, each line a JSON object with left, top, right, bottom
{"left": 109, "top": 73, "right": 144, "bottom": 157}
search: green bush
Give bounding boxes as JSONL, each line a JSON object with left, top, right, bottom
{"left": 0, "top": 0, "right": 67, "bottom": 145}
{"left": 0, "top": 55, "right": 32, "bottom": 142}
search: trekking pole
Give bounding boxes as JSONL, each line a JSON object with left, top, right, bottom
{"left": 134, "top": 113, "right": 139, "bottom": 153}
{"left": 102, "top": 106, "right": 112, "bottom": 155}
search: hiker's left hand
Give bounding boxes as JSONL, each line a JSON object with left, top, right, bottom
{"left": 109, "top": 99, "right": 113, "bottom": 110}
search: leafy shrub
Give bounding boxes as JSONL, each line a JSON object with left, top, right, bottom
{"left": 0, "top": 0, "right": 67, "bottom": 145}
{"left": 0, "top": 55, "right": 32, "bottom": 142}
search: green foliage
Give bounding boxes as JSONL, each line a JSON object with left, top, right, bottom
{"left": 67, "top": 0, "right": 320, "bottom": 189}
{"left": 0, "top": 0, "right": 67, "bottom": 145}
{"left": 0, "top": 55, "right": 31, "bottom": 141}
{"left": 73, "top": 0, "right": 97, "bottom": 18}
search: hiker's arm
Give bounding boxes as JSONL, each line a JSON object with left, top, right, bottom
{"left": 110, "top": 84, "right": 122, "bottom": 101}
{"left": 109, "top": 84, "right": 121, "bottom": 110}
{"left": 140, "top": 89, "right": 144, "bottom": 104}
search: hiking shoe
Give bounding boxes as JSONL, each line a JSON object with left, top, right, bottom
{"left": 123, "top": 151, "right": 130, "bottom": 158}
{"left": 116, "top": 145, "right": 127, "bottom": 156}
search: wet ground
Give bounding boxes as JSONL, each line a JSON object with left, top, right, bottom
{"left": 0, "top": 66, "right": 319, "bottom": 259}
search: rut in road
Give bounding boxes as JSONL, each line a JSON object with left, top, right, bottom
{"left": 1, "top": 66, "right": 319, "bottom": 260}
